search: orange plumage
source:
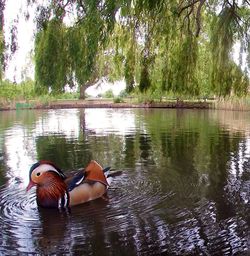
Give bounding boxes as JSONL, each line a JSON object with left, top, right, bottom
{"left": 84, "top": 160, "right": 109, "bottom": 186}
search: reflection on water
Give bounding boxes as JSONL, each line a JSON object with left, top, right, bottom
{"left": 0, "top": 108, "right": 249, "bottom": 255}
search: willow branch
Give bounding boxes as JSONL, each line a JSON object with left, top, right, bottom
{"left": 195, "top": 0, "right": 205, "bottom": 36}
{"left": 178, "top": 0, "right": 201, "bottom": 16}
{"left": 184, "top": 4, "right": 194, "bottom": 34}
{"left": 61, "top": 0, "right": 71, "bottom": 10}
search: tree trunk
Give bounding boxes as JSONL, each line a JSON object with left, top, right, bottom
{"left": 79, "top": 85, "right": 85, "bottom": 99}
{"left": 79, "top": 78, "right": 100, "bottom": 99}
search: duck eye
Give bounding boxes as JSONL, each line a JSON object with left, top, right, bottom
{"left": 36, "top": 172, "right": 41, "bottom": 177}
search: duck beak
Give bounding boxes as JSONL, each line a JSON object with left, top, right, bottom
{"left": 26, "top": 180, "right": 36, "bottom": 192}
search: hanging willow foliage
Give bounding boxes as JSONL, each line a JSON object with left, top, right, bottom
{"left": 35, "top": 18, "right": 67, "bottom": 93}
{"left": 232, "top": 64, "right": 249, "bottom": 96}
{"left": 124, "top": 43, "right": 135, "bottom": 93}
{"left": 34, "top": 0, "right": 118, "bottom": 96}
{"left": 210, "top": 5, "right": 249, "bottom": 97}
{"left": 32, "top": 0, "right": 249, "bottom": 97}
{"left": 166, "top": 34, "right": 199, "bottom": 95}
{"left": 139, "top": 57, "right": 151, "bottom": 92}
{"left": 1, "top": 0, "right": 248, "bottom": 97}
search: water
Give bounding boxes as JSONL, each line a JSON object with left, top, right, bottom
{"left": 0, "top": 108, "right": 249, "bottom": 255}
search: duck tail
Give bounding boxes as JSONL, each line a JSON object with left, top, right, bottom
{"left": 103, "top": 167, "right": 122, "bottom": 187}
{"left": 102, "top": 167, "right": 112, "bottom": 186}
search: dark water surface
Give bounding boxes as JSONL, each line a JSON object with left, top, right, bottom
{"left": 0, "top": 108, "right": 249, "bottom": 255}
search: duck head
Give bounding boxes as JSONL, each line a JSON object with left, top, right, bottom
{"left": 26, "top": 160, "right": 66, "bottom": 191}
{"left": 27, "top": 161, "right": 69, "bottom": 208}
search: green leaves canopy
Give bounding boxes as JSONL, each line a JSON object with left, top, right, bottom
{"left": 4, "top": 0, "right": 250, "bottom": 97}
{"left": 35, "top": 19, "right": 67, "bottom": 93}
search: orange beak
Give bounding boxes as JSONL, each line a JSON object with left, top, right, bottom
{"left": 26, "top": 180, "right": 36, "bottom": 191}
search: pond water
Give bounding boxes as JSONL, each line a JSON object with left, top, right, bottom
{"left": 0, "top": 108, "right": 249, "bottom": 255}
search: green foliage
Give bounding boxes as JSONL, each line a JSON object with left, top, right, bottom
{"left": 3, "top": 0, "right": 250, "bottom": 99}
{"left": 135, "top": 84, "right": 166, "bottom": 103}
{"left": 35, "top": 19, "right": 68, "bottom": 94}
{"left": 67, "top": 26, "right": 89, "bottom": 86}
{"left": 210, "top": 5, "right": 249, "bottom": 97}
{"left": 166, "top": 35, "right": 199, "bottom": 96}
{"left": 56, "top": 92, "right": 79, "bottom": 100}
{"left": 113, "top": 96, "right": 124, "bottom": 103}
{"left": 103, "top": 89, "right": 114, "bottom": 98}
{"left": 0, "top": 79, "right": 35, "bottom": 100}
{"left": 124, "top": 44, "right": 135, "bottom": 93}
{"left": 139, "top": 58, "right": 151, "bottom": 92}
{"left": 34, "top": 1, "right": 116, "bottom": 97}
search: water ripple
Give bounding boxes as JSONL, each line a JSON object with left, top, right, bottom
{"left": 0, "top": 168, "right": 248, "bottom": 255}
{"left": 0, "top": 185, "right": 37, "bottom": 221}
{"left": 0, "top": 184, "right": 41, "bottom": 254}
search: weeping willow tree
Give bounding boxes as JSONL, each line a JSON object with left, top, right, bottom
{"left": 102, "top": 0, "right": 249, "bottom": 98}
{"left": 33, "top": 1, "right": 116, "bottom": 97}
{"left": 211, "top": 3, "right": 249, "bottom": 97}
{"left": 35, "top": 18, "right": 68, "bottom": 93}
{"left": 1, "top": 0, "right": 250, "bottom": 97}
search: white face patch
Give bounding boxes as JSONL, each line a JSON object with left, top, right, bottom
{"left": 33, "top": 164, "right": 59, "bottom": 176}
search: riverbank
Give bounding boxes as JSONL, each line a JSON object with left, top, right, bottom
{"left": 1, "top": 98, "right": 250, "bottom": 111}
{"left": 0, "top": 99, "right": 211, "bottom": 111}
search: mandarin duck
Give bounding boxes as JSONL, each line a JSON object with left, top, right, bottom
{"left": 26, "top": 160, "right": 113, "bottom": 209}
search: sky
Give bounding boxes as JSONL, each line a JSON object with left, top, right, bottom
{"left": 4, "top": 0, "right": 36, "bottom": 82}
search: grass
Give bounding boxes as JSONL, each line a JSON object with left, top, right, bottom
{"left": 213, "top": 97, "right": 250, "bottom": 111}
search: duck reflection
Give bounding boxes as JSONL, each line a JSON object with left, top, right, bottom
{"left": 36, "top": 198, "right": 110, "bottom": 254}
{"left": 37, "top": 207, "right": 70, "bottom": 254}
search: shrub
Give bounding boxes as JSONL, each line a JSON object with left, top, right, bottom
{"left": 0, "top": 79, "right": 35, "bottom": 100}
{"left": 103, "top": 89, "right": 114, "bottom": 98}
{"left": 113, "top": 97, "right": 124, "bottom": 103}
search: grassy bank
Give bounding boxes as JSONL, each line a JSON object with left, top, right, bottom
{"left": 2, "top": 94, "right": 250, "bottom": 111}
{"left": 1, "top": 79, "right": 250, "bottom": 111}
{"left": 213, "top": 98, "right": 250, "bottom": 111}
